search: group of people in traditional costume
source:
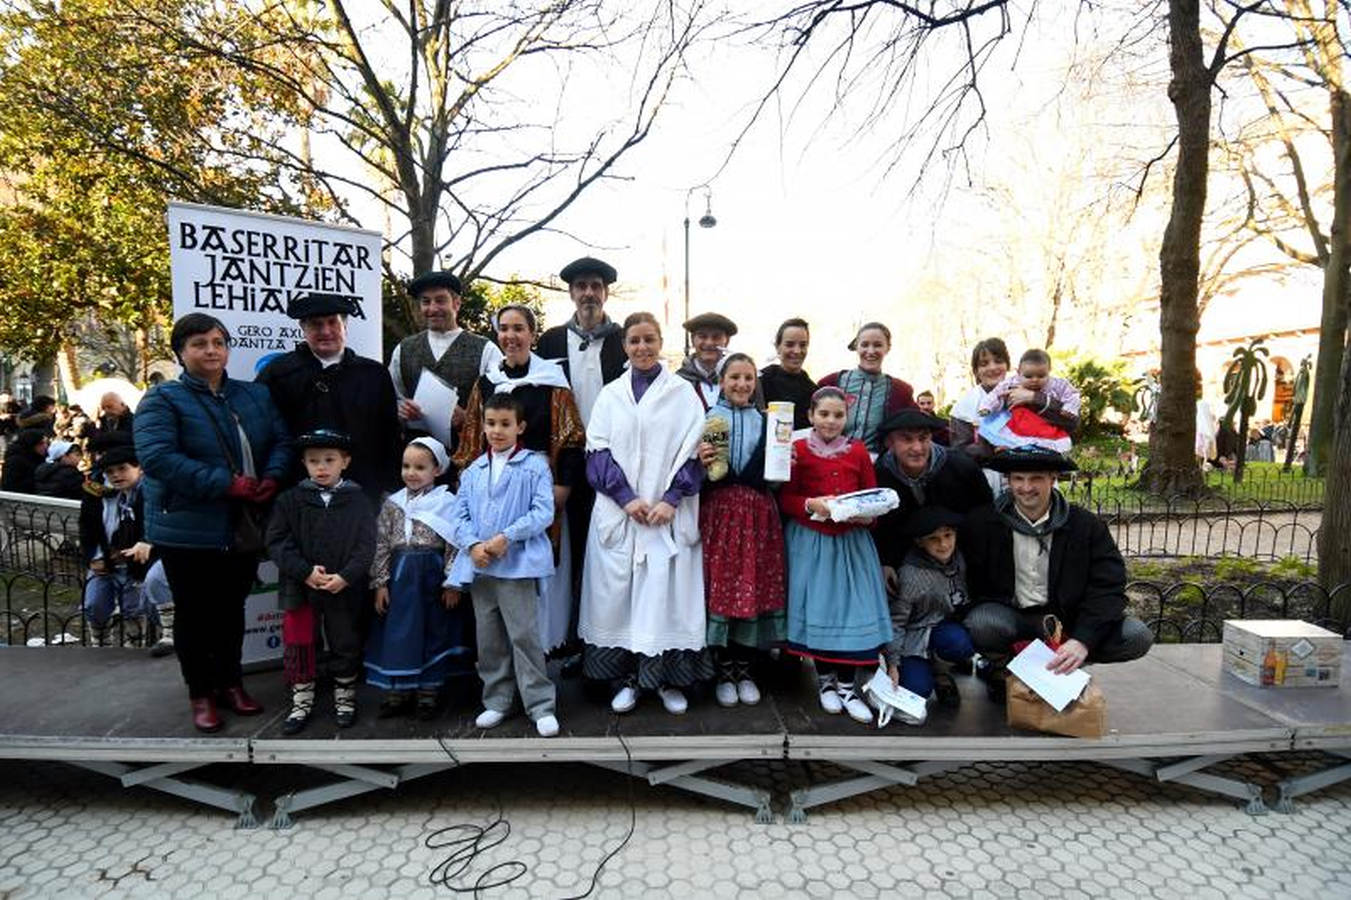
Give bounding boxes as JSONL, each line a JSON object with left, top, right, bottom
{"left": 123, "top": 253, "right": 1152, "bottom": 737}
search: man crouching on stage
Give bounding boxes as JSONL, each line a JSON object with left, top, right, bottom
{"left": 958, "top": 448, "right": 1153, "bottom": 700}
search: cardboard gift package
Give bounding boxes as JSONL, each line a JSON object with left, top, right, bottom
{"left": 1222, "top": 619, "right": 1342, "bottom": 688}
{"left": 1006, "top": 676, "right": 1108, "bottom": 738}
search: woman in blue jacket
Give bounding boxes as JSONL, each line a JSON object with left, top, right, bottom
{"left": 134, "top": 313, "right": 292, "bottom": 732}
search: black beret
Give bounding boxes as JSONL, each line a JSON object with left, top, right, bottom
{"left": 877, "top": 407, "right": 947, "bottom": 437}
{"left": 683, "top": 312, "right": 738, "bottom": 336}
{"left": 984, "top": 447, "right": 1078, "bottom": 474}
{"left": 99, "top": 444, "right": 139, "bottom": 468}
{"left": 286, "top": 292, "right": 357, "bottom": 320}
{"left": 559, "top": 256, "right": 617, "bottom": 285}
{"left": 407, "top": 270, "right": 464, "bottom": 298}
{"left": 904, "top": 505, "right": 964, "bottom": 539}
{"left": 295, "top": 429, "right": 353, "bottom": 453}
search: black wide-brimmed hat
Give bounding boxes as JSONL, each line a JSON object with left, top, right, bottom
{"left": 407, "top": 270, "right": 464, "bottom": 298}
{"left": 99, "top": 444, "right": 139, "bottom": 468}
{"left": 984, "top": 447, "right": 1078, "bottom": 474}
{"left": 904, "top": 505, "right": 964, "bottom": 539}
{"left": 683, "top": 312, "right": 738, "bottom": 336}
{"left": 877, "top": 406, "right": 947, "bottom": 437}
{"left": 559, "top": 256, "right": 617, "bottom": 285}
{"left": 295, "top": 429, "right": 353, "bottom": 453}
{"left": 286, "top": 291, "right": 357, "bottom": 320}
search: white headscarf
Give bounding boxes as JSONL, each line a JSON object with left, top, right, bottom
{"left": 409, "top": 436, "right": 449, "bottom": 474}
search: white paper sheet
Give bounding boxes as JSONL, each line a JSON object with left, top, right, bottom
{"left": 863, "top": 665, "right": 929, "bottom": 725}
{"left": 412, "top": 370, "right": 458, "bottom": 449}
{"left": 1007, "top": 639, "right": 1091, "bottom": 712}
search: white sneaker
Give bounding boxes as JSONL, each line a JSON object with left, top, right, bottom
{"left": 838, "top": 684, "right": 874, "bottom": 725}
{"left": 658, "top": 686, "right": 688, "bottom": 715}
{"left": 610, "top": 685, "right": 639, "bottom": 714}
{"left": 818, "top": 676, "right": 844, "bottom": 714}
{"left": 475, "top": 708, "right": 507, "bottom": 729}
{"left": 534, "top": 714, "right": 560, "bottom": 737}
{"left": 714, "top": 680, "right": 739, "bottom": 707}
{"left": 736, "top": 678, "right": 761, "bottom": 706}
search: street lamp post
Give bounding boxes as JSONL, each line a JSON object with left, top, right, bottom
{"left": 682, "top": 184, "right": 718, "bottom": 356}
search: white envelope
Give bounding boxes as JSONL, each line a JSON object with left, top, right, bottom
{"left": 412, "top": 370, "right": 458, "bottom": 448}
{"left": 1007, "top": 639, "right": 1091, "bottom": 712}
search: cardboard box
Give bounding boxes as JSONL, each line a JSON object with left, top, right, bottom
{"left": 1222, "top": 619, "right": 1342, "bottom": 688}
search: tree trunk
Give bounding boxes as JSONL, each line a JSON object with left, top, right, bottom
{"left": 1320, "top": 343, "right": 1351, "bottom": 602}
{"left": 1140, "top": 0, "right": 1208, "bottom": 497}
{"left": 134, "top": 324, "right": 151, "bottom": 385}
{"left": 1304, "top": 4, "right": 1351, "bottom": 476}
{"left": 56, "top": 343, "right": 81, "bottom": 400}
{"left": 1283, "top": 401, "right": 1305, "bottom": 470}
{"left": 1305, "top": 107, "right": 1351, "bottom": 476}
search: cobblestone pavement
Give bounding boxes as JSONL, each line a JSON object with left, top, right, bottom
{"left": 1, "top": 754, "right": 1348, "bottom": 899}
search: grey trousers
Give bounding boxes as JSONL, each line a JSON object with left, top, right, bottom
{"left": 472, "top": 575, "right": 556, "bottom": 719}
{"left": 963, "top": 601, "right": 1154, "bottom": 663}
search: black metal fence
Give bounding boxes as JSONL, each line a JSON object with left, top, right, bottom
{"left": 2, "top": 492, "right": 1345, "bottom": 650}
{"left": 1129, "top": 580, "right": 1351, "bottom": 643}
{"left": 0, "top": 491, "right": 159, "bottom": 648}
{"left": 1093, "top": 497, "right": 1320, "bottom": 564}
{"left": 1064, "top": 464, "right": 1325, "bottom": 511}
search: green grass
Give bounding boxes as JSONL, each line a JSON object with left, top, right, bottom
{"left": 1062, "top": 460, "right": 1324, "bottom": 509}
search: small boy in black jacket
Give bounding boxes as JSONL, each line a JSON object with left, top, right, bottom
{"left": 77, "top": 443, "right": 170, "bottom": 648}
{"left": 265, "top": 429, "right": 376, "bottom": 733}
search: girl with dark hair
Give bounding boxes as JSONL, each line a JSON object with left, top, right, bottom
{"left": 948, "top": 337, "right": 1010, "bottom": 459}
{"left": 759, "top": 318, "right": 816, "bottom": 430}
{"left": 816, "top": 322, "right": 915, "bottom": 458}
{"left": 779, "top": 386, "right": 892, "bottom": 726}
{"left": 696, "top": 353, "right": 786, "bottom": 707}
{"left": 134, "top": 313, "right": 292, "bottom": 732}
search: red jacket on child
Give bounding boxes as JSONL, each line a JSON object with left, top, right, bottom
{"left": 778, "top": 438, "right": 876, "bottom": 536}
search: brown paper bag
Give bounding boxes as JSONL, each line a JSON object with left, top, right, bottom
{"left": 1005, "top": 675, "right": 1108, "bottom": 738}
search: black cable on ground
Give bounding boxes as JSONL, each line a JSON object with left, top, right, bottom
{"left": 425, "top": 719, "right": 639, "bottom": 898}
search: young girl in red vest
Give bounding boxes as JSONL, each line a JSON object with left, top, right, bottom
{"left": 779, "top": 386, "right": 892, "bottom": 725}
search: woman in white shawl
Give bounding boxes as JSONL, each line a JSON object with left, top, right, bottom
{"left": 579, "top": 312, "right": 713, "bottom": 715}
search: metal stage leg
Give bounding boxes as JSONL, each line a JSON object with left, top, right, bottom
{"left": 68, "top": 760, "right": 259, "bottom": 828}
{"left": 1274, "top": 752, "right": 1351, "bottom": 814}
{"left": 1101, "top": 757, "right": 1267, "bottom": 816}
{"left": 786, "top": 760, "right": 970, "bottom": 824}
{"left": 590, "top": 759, "right": 775, "bottom": 823}
{"left": 270, "top": 762, "right": 455, "bottom": 829}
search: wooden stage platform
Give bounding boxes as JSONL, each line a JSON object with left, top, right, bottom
{"left": 1, "top": 644, "right": 1346, "bottom": 826}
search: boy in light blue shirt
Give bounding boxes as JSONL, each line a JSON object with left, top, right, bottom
{"left": 448, "top": 393, "right": 560, "bottom": 737}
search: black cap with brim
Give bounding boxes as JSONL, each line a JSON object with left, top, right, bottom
{"left": 683, "top": 312, "right": 738, "bottom": 336}
{"left": 878, "top": 407, "right": 947, "bottom": 437}
{"left": 407, "top": 270, "right": 463, "bottom": 298}
{"left": 905, "top": 505, "right": 964, "bottom": 539}
{"left": 286, "top": 292, "right": 357, "bottom": 320}
{"left": 99, "top": 445, "right": 139, "bottom": 468}
{"left": 296, "top": 429, "right": 353, "bottom": 453}
{"left": 559, "top": 256, "right": 617, "bottom": 285}
{"left": 984, "top": 447, "right": 1078, "bottom": 474}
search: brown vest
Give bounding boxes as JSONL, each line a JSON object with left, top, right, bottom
{"left": 397, "top": 330, "right": 489, "bottom": 407}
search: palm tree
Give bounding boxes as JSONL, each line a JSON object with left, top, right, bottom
{"left": 1220, "top": 338, "right": 1270, "bottom": 483}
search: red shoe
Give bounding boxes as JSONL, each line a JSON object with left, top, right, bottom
{"left": 217, "top": 686, "right": 263, "bottom": 716}
{"left": 191, "top": 697, "right": 223, "bottom": 733}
